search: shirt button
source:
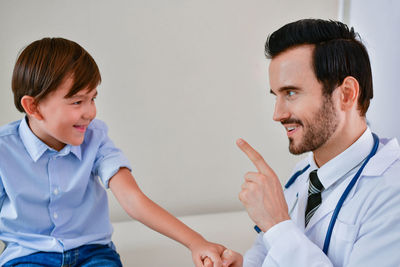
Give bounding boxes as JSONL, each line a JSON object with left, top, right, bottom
{"left": 53, "top": 188, "right": 59, "bottom": 195}
{"left": 53, "top": 212, "right": 58, "bottom": 219}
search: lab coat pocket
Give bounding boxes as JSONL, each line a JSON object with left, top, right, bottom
{"left": 329, "top": 219, "right": 359, "bottom": 266}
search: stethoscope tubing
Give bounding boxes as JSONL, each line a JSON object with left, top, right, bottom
{"left": 322, "top": 132, "right": 379, "bottom": 254}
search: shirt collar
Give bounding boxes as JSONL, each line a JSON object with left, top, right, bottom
{"left": 19, "top": 117, "right": 82, "bottom": 162}
{"left": 308, "top": 127, "right": 374, "bottom": 190}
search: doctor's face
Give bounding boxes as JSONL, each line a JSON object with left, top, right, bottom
{"left": 269, "top": 45, "right": 339, "bottom": 155}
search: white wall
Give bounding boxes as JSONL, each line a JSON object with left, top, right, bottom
{"left": 345, "top": 0, "right": 400, "bottom": 141}
{"left": 0, "top": 0, "right": 338, "bottom": 220}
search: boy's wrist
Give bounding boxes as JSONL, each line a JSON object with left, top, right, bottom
{"left": 186, "top": 232, "right": 207, "bottom": 251}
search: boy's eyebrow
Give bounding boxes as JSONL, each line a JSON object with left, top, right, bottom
{"left": 66, "top": 90, "right": 98, "bottom": 99}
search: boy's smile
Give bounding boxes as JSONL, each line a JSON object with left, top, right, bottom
{"left": 27, "top": 76, "right": 97, "bottom": 151}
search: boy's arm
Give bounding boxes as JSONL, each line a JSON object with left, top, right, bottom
{"left": 0, "top": 177, "right": 4, "bottom": 211}
{"left": 109, "top": 167, "right": 229, "bottom": 267}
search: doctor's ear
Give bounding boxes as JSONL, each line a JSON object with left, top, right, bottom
{"left": 338, "top": 76, "right": 360, "bottom": 112}
{"left": 20, "top": 96, "right": 44, "bottom": 120}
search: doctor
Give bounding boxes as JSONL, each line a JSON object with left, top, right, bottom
{"left": 235, "top": 19, "right": 400, "bottom": 266}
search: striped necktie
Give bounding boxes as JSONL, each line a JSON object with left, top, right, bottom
{"left": 305, "top": 170, "right": 324, "bottom": 227}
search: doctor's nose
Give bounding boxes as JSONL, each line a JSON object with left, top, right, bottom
{"left": 273, "top": 100, "right": 290, "bottom": 122}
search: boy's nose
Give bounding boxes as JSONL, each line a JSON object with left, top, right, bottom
{"left": 83, "top": 103, "right": 96, "bottom": 120}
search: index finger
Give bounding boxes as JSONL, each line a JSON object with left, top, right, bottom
{"left": 236, "top": 138, "right": 274, "bottom": 175}
{"left": 203, "top": 257, "right": 213, "bottom": 267}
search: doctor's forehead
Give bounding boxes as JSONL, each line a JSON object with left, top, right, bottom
{"left": 268, "top": 46, "right": 317, "bottom": 91}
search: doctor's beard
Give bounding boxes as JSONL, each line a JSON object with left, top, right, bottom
{"left": 286, "top": 95, "right": 339, "bottom": 155}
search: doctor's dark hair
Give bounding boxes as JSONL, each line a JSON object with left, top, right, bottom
{"left": 12, "top": 37, "right": 101, "bottom": 113}
{"left": 265, "top": 19, "right": 373, "bottom": 116}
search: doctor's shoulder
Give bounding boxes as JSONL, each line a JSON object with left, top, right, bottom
{"left": 356, "top": 137, "right": 400, "bottom": 213}
{"left": 362, "top": 136, "right": 400, "bottom": 184}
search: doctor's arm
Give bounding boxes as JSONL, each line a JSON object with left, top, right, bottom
{"left": 242, "top": 232, "right": 267, "bottom": 266}
{"left": 109, "top": 167, "right": 238, "bottom": 267}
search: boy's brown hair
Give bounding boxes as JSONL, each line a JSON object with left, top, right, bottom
{"left": 12, "top": 37, "right": 101, "bottom": 113}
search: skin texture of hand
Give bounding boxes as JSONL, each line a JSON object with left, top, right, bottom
{"left": 203, "top": 249, "right": 243, "bottom": 267}
{"left": 191, "top": 240, "right": 226, "bottom": 267}
{"left": 236, "top": 138, "right": 290, "bottom": 232}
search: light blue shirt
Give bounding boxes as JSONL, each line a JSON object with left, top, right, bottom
{"left": 0, "top": 117, "right": 131, "bottom": 265}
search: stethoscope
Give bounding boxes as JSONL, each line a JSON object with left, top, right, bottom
{"left": 254, "top": 133, "right": 380, "bottom": 255}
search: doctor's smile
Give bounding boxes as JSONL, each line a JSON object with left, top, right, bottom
{"left": 281, "top": 118, "right": 303, "bottom": 138}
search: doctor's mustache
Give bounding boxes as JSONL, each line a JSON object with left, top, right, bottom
{"left": 281, "top": 118, "right": 304, "bottom": 126}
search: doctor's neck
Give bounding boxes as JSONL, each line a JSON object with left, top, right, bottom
{"left": 312, "top": 117, "right": 367, "bottom": 168}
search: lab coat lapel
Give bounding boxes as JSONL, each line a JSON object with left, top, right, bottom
{"left": 294, "top": 185, "right": 308, "bottom": 229}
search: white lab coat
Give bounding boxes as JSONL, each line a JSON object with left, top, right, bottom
{"left": 244, "top": 136, "right": 400, "bottom": 267}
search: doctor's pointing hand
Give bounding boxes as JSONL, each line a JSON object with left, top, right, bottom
{"left": 236, "top": 138, "right": 289, "bottom": 233}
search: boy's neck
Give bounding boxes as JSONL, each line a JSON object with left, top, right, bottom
{"left": 26, "top": 116, "right": 66, "bottom": 151}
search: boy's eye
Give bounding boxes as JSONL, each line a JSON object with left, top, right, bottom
{"left": 73, "top": 101, "right": 82, "bottom": 105}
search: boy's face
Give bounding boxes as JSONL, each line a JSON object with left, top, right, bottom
{"left": 30, "top": 76, "right": 97, "bottom": 151}
{"left": 269, "top": 44, "right": 340, "bottom": 155}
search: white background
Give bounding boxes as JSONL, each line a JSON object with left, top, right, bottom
{"left": 346, "top": 0, "right": 400, "bottom": 141}
{"left": 0, "top": 0, "right": 338, "bottom": 220}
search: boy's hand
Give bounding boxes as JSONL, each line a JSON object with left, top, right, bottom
{"left": 203, "top": 249, "right": 243, "bottom": 267}
{"left": 222, "top": 249, "right": 243, "bottom": 267}
{"left": 190, "top": 239, "right": 225, "bottom": 267}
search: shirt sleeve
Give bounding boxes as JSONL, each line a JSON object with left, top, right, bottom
{"left": 259, "top": 220, "right": 333, "bottom": 267}
{"left": 0, "top": 175, "right": 4, "bottom": 210}
{"left": 243, "top": 232, "right": 268, "bottom": 267}
{"left": 91, "top": 120, "right": 132, "bottom": 188}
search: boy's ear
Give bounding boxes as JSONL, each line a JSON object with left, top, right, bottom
{"left": 20, "top": 96, "right": 44, "bottom": 120}
{"left": 338, "top": 76, "right": 359, "bottom": 111}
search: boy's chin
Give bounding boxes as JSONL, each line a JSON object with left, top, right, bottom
{"left": 69, "top": 138, "right": 85, "bottom": 147}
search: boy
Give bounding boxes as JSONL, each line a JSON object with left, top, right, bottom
{"left": 0, "top": 37, "right": 235, "bottom": 266}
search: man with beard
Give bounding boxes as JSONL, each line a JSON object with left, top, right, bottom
{"left": 234, "top": 19, "right": 400, "bottom": 266}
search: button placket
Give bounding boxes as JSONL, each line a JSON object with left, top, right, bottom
{"left": 48, "top": 155, "right": 61, "bottom": 224}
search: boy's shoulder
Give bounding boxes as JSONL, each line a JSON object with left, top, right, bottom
{"left": 84, "top": 119, "right": 110, "bottom": 142}
{"left": 87, "top": 119, "right": 108, "bottom": 132}
{"left": 0, "top": 120, "right": 21, "bottom": 138}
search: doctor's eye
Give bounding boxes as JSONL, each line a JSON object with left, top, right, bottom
{"left": 284, "top": 90, "right": 297, "bottom": 99}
